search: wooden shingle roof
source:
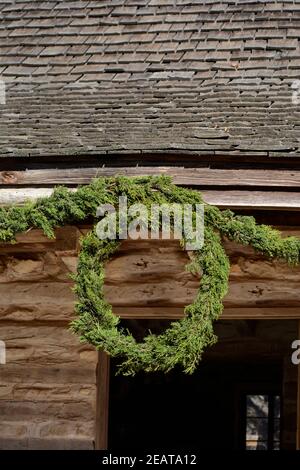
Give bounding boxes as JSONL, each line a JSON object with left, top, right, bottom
{"left": 0, "top": 0, "right": 300, "bottom": 159}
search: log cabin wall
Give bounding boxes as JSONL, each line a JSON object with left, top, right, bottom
{"left": 0, "top": 220, "right": 299, "bottom": 449}
{"left": 0, "top": 162, "right": 299, "bottom": 450}
{"left": 0, "top": 0, "right": 300, "bottom": 451}
{"left": 0, "top": 227, "right": 98, "bottom": 450}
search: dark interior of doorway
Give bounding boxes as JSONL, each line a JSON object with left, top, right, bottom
{"left": 108, "top": 360, "right": 281, "bottom": 450}
{"left": 108, "top": 320, "right": 296, "bottom": 450}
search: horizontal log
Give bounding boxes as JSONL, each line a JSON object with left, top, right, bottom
{"left": 106, "top": 242, "right": 300, "bottom": 283}
{"left": 0, "top": 277, "right": 298, "bottom": 321}
{"left": 221, "top": 307, "right": 300, "bottom": 320}
{"left": 113, "top": 307, "right": 300, "bottom": 320}
{"left": 0, "top": 187, "right": 300, "bottom": 209}
{"left": 204, "top": 191, "right": 300, "bottom": 210}
{"left": 0, "top": 254, "right": 70, "bottom": 283}
{"left": 0, "top": 273, "right": 298, "bottom": 310}
{"left": 1, "top": 167, "right": 300, "bottom": 188}
{"left": 1, "top": 226, "right": 298, "bottom": 250}
{"left": 0, "top": 325, "right": 97, "bottom": 365}
{"left": 0, "top": 282, "right": 75, "bottom": 320}
{"left": 0, "top": 419, "right": 94, "bottom": 439}
{"left": 0, "top": 400, "right": 95, "bottom": 422}
{"left": 0, "top": 226, "right": 81, "bottom": 253}
{"left": 0, "top": 382, "right": 96, "bottom": 402}
{"left": 0, "top": 437, "right": 94, "bottom": 450}
{"left": 0, "top": 188, "right": 56, "bottom": 205}
{"left": 0, "top": 365, "right": 97, "bottom": 384}
{"left": 104, "top": 280, "right": 300, "bottom": 308}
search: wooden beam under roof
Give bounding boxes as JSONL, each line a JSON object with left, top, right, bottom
{"left": 0, "top": 186, "right": 299, "bottom": 210}
{"left": 0, "top": 167, "right": 299, "bottom": 188}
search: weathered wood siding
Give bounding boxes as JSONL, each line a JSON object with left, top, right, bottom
{"left": 0, "top": 166, "right": 300, "bottom": 210}
{"left": 0, "top": 225, "right": 299, "bottom": 449}
{"left": 103, "top": 227, "right": 300, "bottom": 320}
{"left": 0, "top": 227, "right": 97, "bottom": 450}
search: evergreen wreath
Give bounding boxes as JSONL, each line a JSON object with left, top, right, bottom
{"left": 0, "top": 176, "right": 299, "bottom": 375}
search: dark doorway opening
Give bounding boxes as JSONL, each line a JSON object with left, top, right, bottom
{"left": 107, "top": 320, "right": 297, "bottom": 450}
{"left": 108, "top": 360, "right": 281, "bottom": 450}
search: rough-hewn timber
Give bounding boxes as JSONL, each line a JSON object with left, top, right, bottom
{"left": 0, "top": 225, "right": 299, "bottom": 449}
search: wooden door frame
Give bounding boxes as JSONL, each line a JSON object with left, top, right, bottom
{"left": 95, "top": 319, "right": 300, "bottom": 450}
{"left": 95, "top": 351, "right": 110, "bottom": 450}
{"left": 297, "top": 321, "right": 300, "bottom": 450}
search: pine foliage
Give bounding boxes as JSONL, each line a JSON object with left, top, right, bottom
{"left": 0, "top": 176, "right": 299, "bottom": 375}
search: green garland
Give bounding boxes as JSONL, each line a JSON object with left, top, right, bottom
{"left": 0, "top": 176, "right": 299, "bottom": 375}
